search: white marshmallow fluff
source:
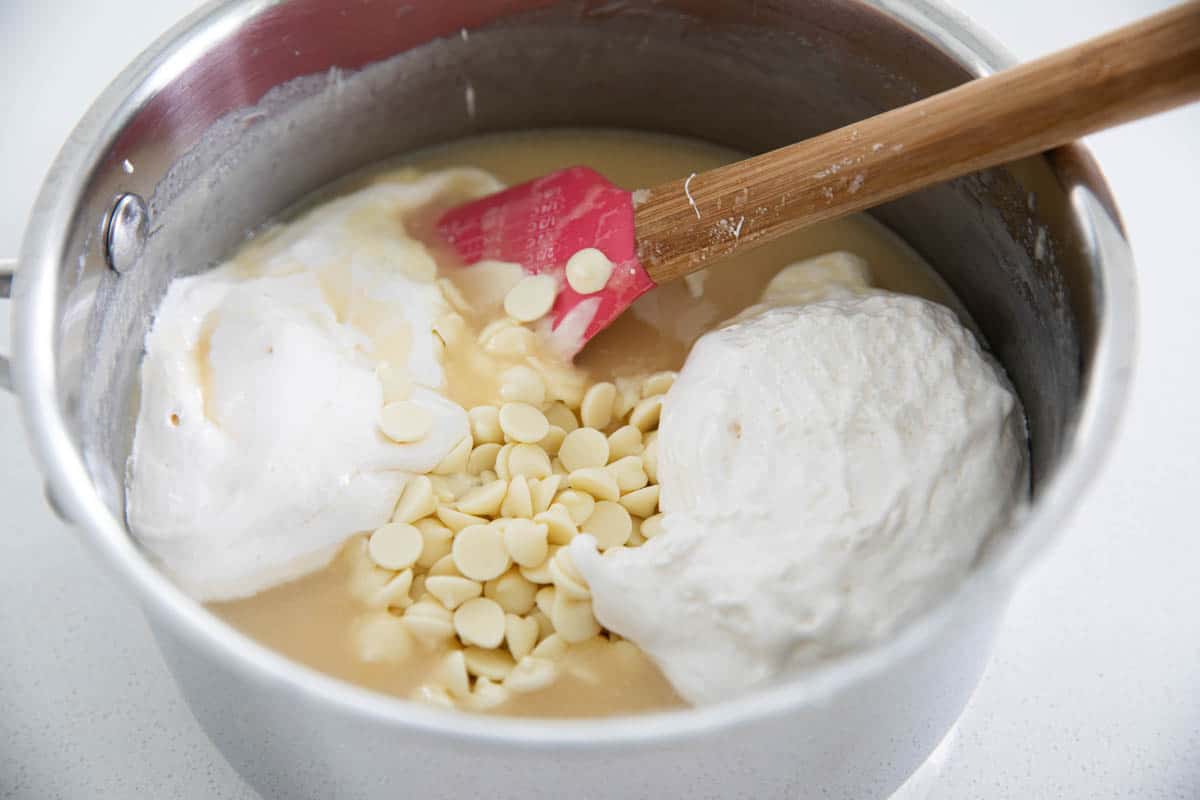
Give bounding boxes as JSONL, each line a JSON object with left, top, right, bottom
{"left": 125, "top": 170, "right": 502, "bottom": 601}
{"left": 573, "top": 254, "right": 1028, "bottom": 704}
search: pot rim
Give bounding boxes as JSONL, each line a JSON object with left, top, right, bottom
{"left": 13, "top": 0, "right": 1137, "bottom": 748}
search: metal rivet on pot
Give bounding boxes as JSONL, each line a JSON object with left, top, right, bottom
{"left": 104, "top": 193, "right": 148, "bottom": 274}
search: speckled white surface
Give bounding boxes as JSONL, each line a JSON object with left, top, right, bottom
{"left": 1, "top": 1, "right": 1197, "bottom": 798}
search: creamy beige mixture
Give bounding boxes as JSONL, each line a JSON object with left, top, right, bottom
{"left": 210, "top": 129, "right": 964, "bottom": 717}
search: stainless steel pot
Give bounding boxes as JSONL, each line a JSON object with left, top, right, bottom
{"left": 7, "top": 0, "right": 1135, "bottom": 797}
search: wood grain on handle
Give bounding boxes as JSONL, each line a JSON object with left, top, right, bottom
{"left": 634, "top": 1, "right": 1200, "bottom": 284}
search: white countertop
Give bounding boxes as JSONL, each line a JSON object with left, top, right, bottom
{"left": 1, "top": 1, "right": 1197, "bottom": 797}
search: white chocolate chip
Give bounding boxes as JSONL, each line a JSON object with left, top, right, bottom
{"left": 606, "top": 425, "right": 644, "bottom": 461}
{"left": 582, "top": 501, "right": 633, "bottom": 549}
{"left": 613, "top": 376, "right": 642, "bottom": 419}
{"left": 483, "top": 325, "right": 537, "bottom": 358}
{"left": 452, "top": 523, "right": 511, "bottom": 581}
{"left": 551, "top": 590, "right": 601, "bottom": 643}
{"left": 534, "top": 504, "right": 578, "bottom": 545}
{"left": 642, "top": 371, "right": 677, "bottom": 397}
{"left": 568, "top": 467, "right": 620, "bottom": 502}
{"left": 402, "top": 600, "right": 455, "bottom": 644}
{"left": 368, "top": 522, "right": 424, "bottom": 570}
{"left": 507, "top": 443, "right": 552, "bottom": 479}
{"left": 436, "top": 505, "right": 490, "bottom": 532}
{"left": 353, "top": 612, "right": 415, "bottom": 664}
{"left": 504, "top": 274, "right": 557, "bottom": 322}
{"left": 425, "top": 575, "right": 483, "bottom": 610}
{"left": 548, "top": 548, "right": 591, "bottom": 600}
{"left": 428, "top": 553, "right": 461, "bottom": 577}
{"left": 392, "top": 475, "right": 438, "bottom": 524}
{"left": 454, "top": 597, "right": 506, "bottom": 648}
{"left": 559, "top": 428, "right": 610, "bottom": 471}
{"left": 379, "top": 401, "right": 433, "bottom": 443}
{"left": 535, "top": 585, "right": 557, "bottom": 618}
{"left": 505, "top": 614, "right": 540, "bottom": 661}
{"left": 629, "top": 394, "right": 664, "bottom": 432}
{"left": 463, "top": 646, "right": 516, "bottom": 680}
{"left": 494, "top": 443, "right": 514, "bottom": 480}
{"left": 503, "top": 518, "right": 549, "bottom": 567}
{"left": 564, "top": 247, "right": 614, "bottom": 294}
{"left": 530, "top": 475, "right": 562, "bottom": 514}
{"left": 608, "top": 455, "right": 649, "bottom": 493}
{"left": 455, "top": 480, "right": 508, "bottom": 517}
{"left": 531, "top": 610, "right": 554, "bottom": 640}
{"left": 467, "top": 442, "right": 502, "bottom": 475}
{"left": 499, "top": 365, "right": 546, "bottom": 406}
{"left": 554, "top": 490, "right": 595, "bottom": 525}
{"left": 466, "top": 677, "right": 511, "bottom": 711}
{"left": 544, "top": 402, "right": 579, "bottom": 432}
{"left": 580, "top": 382, "right": 617, "bottom": 429}
{"left": 434, "top": 649, "right": 471, "bottom": 699}
{"left": 519, "top": 545, "right": 561, "bottom": 585}
{"left": 503, "top": 656, "right": 559, "bottom": 693}
{"left": 484, "top": 569, "right": 538, "bottom": 615}
{"left": 537, "top": 425, "right": 567, "bottom": 456}
{"left": 432, "top": 434, "right": 473, "bottom": 475}
{"left": 500, "top": 474, "right": 534, "bottom": 519}
{"left": 370, "top": 568, "right": 415, "bottom": 610}
{"left": 640, "top": 513, "right": 665, "bottom": 538}
{"left": 619, "top": 485, "right": 660, "bottom": 518}
{"left": 415, "top": 519, "right": 453, "bottom": 568}
{"left": 468, "top": 405, "right": 504, "bottom": 444}
{"left": 531, "top": 633, "right": 568, "bottom": 660}
{"left": 498, "top": 402, "right": 550, "bottom": 444}
{"left": 642, "top": 432, "right": 659, "bottom": 482}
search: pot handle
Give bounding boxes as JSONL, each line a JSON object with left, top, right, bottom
{"left": 1, "top": 258, "right": 12, "bottom": 392}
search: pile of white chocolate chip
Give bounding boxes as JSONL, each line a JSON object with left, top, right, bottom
{"left": 343, "top": 263, "right": 673, "bottom": 712}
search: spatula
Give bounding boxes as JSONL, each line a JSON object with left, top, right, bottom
{"left": 437, "top": 2, "right": 1200, "bottom": 356}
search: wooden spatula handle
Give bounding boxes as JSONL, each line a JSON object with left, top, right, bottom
{"left": 634, "top": 1, "right": 1200, "bottom": 284}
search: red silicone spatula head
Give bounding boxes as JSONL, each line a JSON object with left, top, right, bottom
{"left": 436, "top": 166, "right": 655, "bottom": 357}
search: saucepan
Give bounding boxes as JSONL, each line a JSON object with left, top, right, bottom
{"left": 6, "top": 0, "right": 1135, "bottom": 797}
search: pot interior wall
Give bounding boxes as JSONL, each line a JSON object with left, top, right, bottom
{"left": 64, "top": 0, "right": 1088, "bottom": 528}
